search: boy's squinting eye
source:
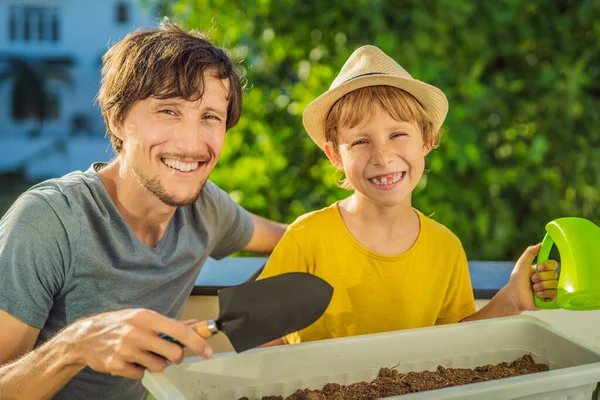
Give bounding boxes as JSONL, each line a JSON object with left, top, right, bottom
{"left": 391, "top": 132, "right": 408, "bottom": 139}
{"left": 352, "top": 139, "right": 368, "bottom": 146}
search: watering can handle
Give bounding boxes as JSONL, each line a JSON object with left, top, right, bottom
{"left": 533, "top": 233, "right": 560, "bottom": 309}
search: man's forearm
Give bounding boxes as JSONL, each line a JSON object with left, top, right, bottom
{"left": 244, "top": 214, "right": 287, "bottom": 254}
{"left": 0, "top": 334, "right": 84, "bottom": 400}
{"left": 461, "top": 287, "right": 522, "bottom": 323}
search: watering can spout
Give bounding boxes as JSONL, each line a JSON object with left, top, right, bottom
{"left": 535, "top": 217, "right": 600, "bottom": 311}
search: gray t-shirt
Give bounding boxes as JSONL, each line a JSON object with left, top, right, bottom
{"left": 0, "top": 163, "right": 254, "bottom": 399}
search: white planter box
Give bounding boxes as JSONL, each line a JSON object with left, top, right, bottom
{"left": 143, "top": 315, "right": 600, "bottom": 400}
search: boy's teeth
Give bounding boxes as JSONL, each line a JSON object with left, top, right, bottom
{"left": 369, "top": 172, "right": 404, "bottom": 185}
{"left": 162, "top": 158, "right": 200, "bottom": 172}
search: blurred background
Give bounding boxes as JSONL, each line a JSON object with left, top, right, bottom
{"left": 0, "top": 0, "right": 599, "bottom": 261}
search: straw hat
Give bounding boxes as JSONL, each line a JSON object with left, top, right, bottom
{"left": 302, "top": 45, "right": 448, "bottom": 148}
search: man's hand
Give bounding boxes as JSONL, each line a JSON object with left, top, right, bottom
{"left": 0, "top": 309, "right": 210, "bottom": 400}
{"left": 507, "top": 243, "right": 559, "bottom": 312}
{"left": 67, "top": 309, "right": 213, "bottom": 380}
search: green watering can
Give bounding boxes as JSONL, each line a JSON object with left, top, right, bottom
{"left": 535, "top": 217, "right": 600, "bottom": 310}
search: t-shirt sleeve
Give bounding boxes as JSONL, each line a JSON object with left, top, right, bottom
{"left": 257, "top": 229, "right": 309, "bottom": 279}
{"left": 435, "top": 244, "right": 476, "bottom": 325}
{"left": 0, "top": 193, "right": 73, "bottom": 328}
{"left": 207, "top": 182, "right": 255, "bottom": 259}
{"left": 257, "top": 229, "right": 308, "bottom": 344}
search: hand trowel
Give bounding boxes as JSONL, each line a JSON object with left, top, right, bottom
{"left": 162, "top": 272, "right": 333, "bottom": 352}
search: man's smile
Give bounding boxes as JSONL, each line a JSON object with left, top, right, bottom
{"left": 161, "top": 158, "right": 204, "bottom": 172}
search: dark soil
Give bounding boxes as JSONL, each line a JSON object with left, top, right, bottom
{"left": 238, "top": 355, "right": 548, "bottom": 400}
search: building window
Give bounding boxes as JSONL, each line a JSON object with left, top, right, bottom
{"left": 45, "top": 91, "right": 60, "bottom": 120}
{"left": 38, "top": 14, "right": 45, "bottom": 41}
{"left": 12, "top": 87, "right": 28, "bottom": 120}
{"left": 116, "top": 2, "right": 129, "bottom": 24}
{"left": 7, "top": 6, "right": 60, "bottom": 43}
{"left": 9, "top": 10, "right": 16, "bottom": 40}
{"left": 23, "top": 10, "right": 31, "bottom": 41}
{"left": 51, "top": 12, "right": 59, "bottom": 41}
{"left": 11, "top": 87, "right": 60, "bottom": 121}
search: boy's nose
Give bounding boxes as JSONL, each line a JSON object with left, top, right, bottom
{"left": 372, "top": 147, "right": 394, "bottom": 166}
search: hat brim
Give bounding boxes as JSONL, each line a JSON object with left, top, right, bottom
{"left": 302, "top": 75, "right": 449, "bottom": 149}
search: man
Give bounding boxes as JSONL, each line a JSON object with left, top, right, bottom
{"left": 0, "top": 20, "right": 285, "bottom": 400}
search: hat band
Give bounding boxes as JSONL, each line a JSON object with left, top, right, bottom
{"left": 342, "top": 72, "right": 386, "bottom": 84}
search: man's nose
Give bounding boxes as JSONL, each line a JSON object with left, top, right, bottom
{"left": 176, "top": 122, "right": 209, "bottom": 152}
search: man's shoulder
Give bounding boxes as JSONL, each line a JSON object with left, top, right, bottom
{"left": 4, "top": 167, "right": 106, "bottom": 233}
{"left": 25, "top": 169, "right": 100, "bottom": 212}
{"left": 0, "top": 171, "right": 97, "bottom": 246}
{"left": 188, "top": 180, "right": 249, "bottom": 229}
{"left": 195, "top": 180, "right": 237, "bottom": 208}
{"left": 197, "top": 180, "right": 222, "bottom": 199}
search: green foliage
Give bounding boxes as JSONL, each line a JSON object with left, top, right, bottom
{"left": 160, "top": 0, "right": 600, "bottom": 260}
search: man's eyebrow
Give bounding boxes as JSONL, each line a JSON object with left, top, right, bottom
{"left": 204, "top": 106, "right": 227, "bottom": 118}
{"left": 152, "top": 99, "right": 227, "bottom": 117}
{"left": 152, "top": 98, "right": 185, "bottom": 105}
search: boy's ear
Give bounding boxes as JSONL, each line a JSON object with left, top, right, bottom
{"left": 323, "top": 142, "right": 344, "bottom": 170}
{"left": 422, "top": 136, "right": 434, "bottom": 156}
{"left": 422, "top": 142, "right": 432, "bottom": 156}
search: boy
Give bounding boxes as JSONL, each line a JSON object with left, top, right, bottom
{"left": 259, "top": 45, "right": 558, "bottom": 344}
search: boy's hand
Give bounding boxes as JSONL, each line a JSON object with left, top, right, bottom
{"left": 508, "top": 243, "right": 559, "bottom": 312}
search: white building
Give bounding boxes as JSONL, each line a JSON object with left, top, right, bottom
{"left": 0, "top": 0, "right": 157, "bottom": 178}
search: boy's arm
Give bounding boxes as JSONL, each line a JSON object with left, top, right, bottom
{"left": 258, "top": 338, "right": 286, "bottom": 347}
{"left": 460, "top": 288, "right": 519, "bottom": 322}
{"left": 461, "top": 244, "right": 558, "bottom": 322}
{"left": 435, "top": 245, "right": 476, "bottom": 325}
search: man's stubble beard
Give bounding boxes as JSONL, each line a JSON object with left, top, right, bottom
{"left": 132, "top": 165, "right": 205, "bottom": 208}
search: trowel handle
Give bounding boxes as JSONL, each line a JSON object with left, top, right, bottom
{"left": 533, "top": 233, "right": 560, "bottom": 310}
{"left": 192, "top": 319, "right": 219, "bottom": 338}
{"left": 160, "top": 319, "right": 219, "bottom": 346}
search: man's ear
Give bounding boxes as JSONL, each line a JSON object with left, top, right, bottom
{"left": 106, "top": 110, "right": 123, "bottom": 141}
{"left": 323, "top": 142, "right": 344, "bottom": 170}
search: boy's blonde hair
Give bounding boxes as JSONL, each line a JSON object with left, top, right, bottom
{"left": 325, "top": 85, "right": 440, "bottom": 190}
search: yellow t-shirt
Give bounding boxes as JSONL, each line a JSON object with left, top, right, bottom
{"left": 258, "top": 202, "right": 476, "bottom": 344}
